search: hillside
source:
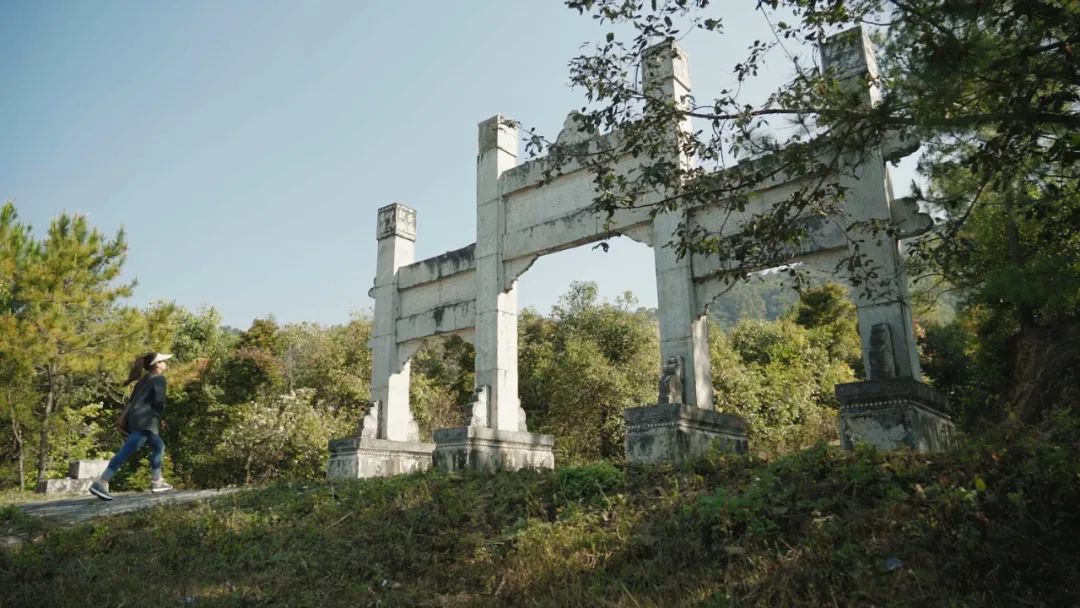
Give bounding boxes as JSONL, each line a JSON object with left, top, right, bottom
{"left": 3, "top": 420, "right": 1079, "bottom": 607}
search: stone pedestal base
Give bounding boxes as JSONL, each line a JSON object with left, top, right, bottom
{"left": 433, "top": 427, "right": 554, "bottom": 473}
{"left": 624, "top": 404, "right": 749, "bottom": 464}
{"left": 326, "top": 437, "right": 435, "bottom": 479}
{"left": 36, "top": 459, "right": 112, "bottom": 495}
{"left": 36, "top": 478, "right": 95, "bottom": 495}
{"left": 836, "top": 379, "right": 954, "bottom": 453}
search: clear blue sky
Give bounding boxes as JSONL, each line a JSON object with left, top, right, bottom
{"left": 1, "top": 1, "right": 917, "bottom": 329}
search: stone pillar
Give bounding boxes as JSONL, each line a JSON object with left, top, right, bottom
{"left": 327, "top": 204, "right": 434, "bottom": 478}
{"left": 645, "top": 41, "right": 714, "bottom": 411}
{"left": 432, "top": 116, "right": 555, "bottom": 473}
{"left": 822, "top": 28, "right": 920, "bottom": 381}
{"left": 473, "top": 115, "right": 522, "bottom": 432}
{"left": 371, "top": 203, "right": 420, "bottom": 442}
{"left": 624, "top": 43, "right": 747, "bottom": 465}
{"left": 822, "top": 27, "right": 953, "bottom": 452}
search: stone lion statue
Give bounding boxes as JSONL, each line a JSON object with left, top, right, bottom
{"left": 658, "top": 355, "right": 684, "bottom": 404}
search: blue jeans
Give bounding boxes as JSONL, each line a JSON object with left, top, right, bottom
{"left": 104, "top": 430, "right": 165, "bottom": 480}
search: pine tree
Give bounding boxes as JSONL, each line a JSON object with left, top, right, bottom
{"left": 13, "top": 210, "right": 133, "bottom": 484}
{"left": 0, "top": 203, "right": 36, "bottom": 489}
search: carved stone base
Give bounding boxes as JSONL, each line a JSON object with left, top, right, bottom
{"left": 624, "top": 404, "right": 749, "bottom": 464}
{"left": 36, "top": 459, "right": 113, "bottom": 495}
{"left": 432, "top": 427, "right": 554, "bottom": 473}
{"left": 326, "top": 437, "right": 435, "bottom": 479}
{"left": 836, "top": 379, "right": 954, "bottom": 453}
{"left": 36, "top": 478, "right": 95, "bottom": 495}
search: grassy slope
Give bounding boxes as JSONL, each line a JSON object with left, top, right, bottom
{"left": 2, "top": 420, "right": 1079, "bottom": 608}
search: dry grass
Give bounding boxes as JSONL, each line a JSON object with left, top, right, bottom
{"left": 3, "top": 418, "right": 1079, "bottom": 607}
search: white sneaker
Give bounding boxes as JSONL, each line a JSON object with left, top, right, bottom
{"left": 89, "top": 479, "right": 114, "bottom": 501}
{"left": 150, "top": 479, "right": 174, "bottom": 493}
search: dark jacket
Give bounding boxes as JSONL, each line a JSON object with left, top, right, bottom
{"left": 126, "top": 374, "right": 167, "bottom": 435}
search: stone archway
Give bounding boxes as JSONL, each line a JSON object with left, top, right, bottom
{"left": 329, "top": 26, "right": 952, "bottom": 480}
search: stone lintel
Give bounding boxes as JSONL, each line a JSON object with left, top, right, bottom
{"left": 624, "top": 403, "right": 749, "bottom": 464}
{"left": 836, "top": 380, "right": 954, "bottom": 453}
{"left": 327, "top": 436, "right": 435, "bottom": 479}
{"left": 376, "top": 203, "right": 417, "bottom": 242}
{"left": 398, "top": 243, "right": 477, "bottom": 289}
{"left": 432, "top": 426, "right": 555, "bottom": 473}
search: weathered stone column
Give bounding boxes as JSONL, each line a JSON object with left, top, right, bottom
{"left": 371, "top": 203, "right": 420, "bottom": 441}
{"left": 822, "top": 28, "right": 921, "bottom": 382}
{"left": 645, "top": 41, "right": 715, "bottom": 411}
{"left": 822, "top": 27, "right": 953, "bottom": 452}
{"left": 432, "top": 117, "right": 554, "bottom": 473}
{"left": 327, "top": 204, "right": 434, "bottom": 478}
{"left": 625, "top": 43, "right": 748, "bottom": 464}
{"left": 474, "top": 115, "right": 522, "bottom": 432}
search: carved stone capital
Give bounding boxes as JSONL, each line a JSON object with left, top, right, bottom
{"left": 820, "top": 26, "right": 879, "bottom": 79}
{"left": 376, "top": 203, "right": 416, "bottom": 241}
{"left": 478, "top": 115, "right": 518, "bottom": 155}
{"left": 642, "top": 40, "right": 691, "bottom": 91}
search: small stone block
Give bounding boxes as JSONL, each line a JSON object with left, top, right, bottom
{"left": 836, "top": 379, "right": 954, "bottom": 453}
{"left": 68, "top": 459, "right": 111, "bottom": 480}
{"left": 624, "top": 404, "right": 749, "bottom": 465}
{"left": 433, "top": 426, "right": 555, "bottom": 474}
{"left": 35, "top": 478, "right": 95, "bottom": 495}
{"left": 327, "top": 437, "right": 435, "bottom": 479}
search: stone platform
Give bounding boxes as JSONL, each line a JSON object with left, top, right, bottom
{"left": 624, "top": 404, "right": 749, "bottom": 464}
{"left": 326, "top": 437, "right": 435, "bottom": 479}
{"left": 433, "top": 426, "right": 554, "bottom": 473}
{"left": 836, "top": 378, "right": 954, "bottom": 452}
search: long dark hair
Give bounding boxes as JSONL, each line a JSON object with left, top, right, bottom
{"left": 123, "top": 352, "right": 157, "bottom": 387}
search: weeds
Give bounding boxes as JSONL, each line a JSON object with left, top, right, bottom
{"left": 2, "top": 424, "right": 1078, "bottom": 607}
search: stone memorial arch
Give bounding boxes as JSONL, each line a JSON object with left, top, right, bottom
{"left": 328, "top": 26, "right": 953, "bottom": 479}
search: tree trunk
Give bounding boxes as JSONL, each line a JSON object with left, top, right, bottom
{"left": 996, "top": 190, "right": 1077, "bottom": 422}
{"left": 244, "top": 451, "right": 253, "bottom": 486}
{"left": 8, "top": 400, "right": 25, "bottom": 492}
{"left": 1008, "top": 323, "right": 1080, "bottom": 424}
{"left": 1004, "top": 217, "right": 1037, "bottom": 329}
{"left": 1003, "top": 190, "right": 1036, "bottom": 330}
{"left": 35, "top": 367, "right": 57, "bottom": 487}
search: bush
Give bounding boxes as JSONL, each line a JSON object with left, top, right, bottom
{"left": 519, "top": 284, "right": 658, "bottom": 465}
{"left": 712, "top": 318, "right": 852, "bottom": 455}
{"left": 213, "top": 348, "right": 285, "bottom": 404}
{"left": 209, "top": 389, "right": 350, "bottom": 485}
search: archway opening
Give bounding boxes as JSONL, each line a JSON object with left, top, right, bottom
{"left": 406, "top": 334, "right": 475, "bottom": 442}
{"left": 706, "top": 264, "right": 858, "bottom": 455}
{"left": 514, "top": 236, "right": 660, "bottom": 465}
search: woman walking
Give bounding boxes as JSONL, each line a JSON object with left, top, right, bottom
{"left": 90, "top": 352, "right": 175, "bottom": 500}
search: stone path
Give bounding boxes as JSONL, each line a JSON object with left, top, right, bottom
{"left": 16, "top": 488, "right": 241, "bottom": 525}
